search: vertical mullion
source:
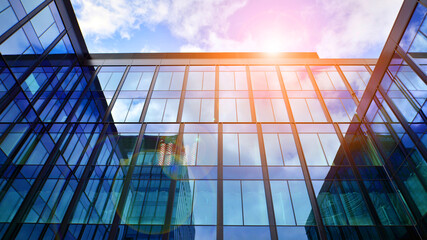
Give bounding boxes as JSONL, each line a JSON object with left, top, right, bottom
{"left": 275, "top": 65, "right": 295, "bottom": 122}
{"left": 176, "top": 66, "right": 189, "bottom": 122}
{"left": 215, "top": 65, "right": 219, "bottom": 123}
{"left": 162, "top": 123, "right": 185, "bottom": 240}
{"left": 290, "top": 123, "right": 327, "bottom": 240}
{"left": 305, "top": 65, "right": 333, "bottom": 123}
{"left": 335, "top": 65, "right": 360, "bottom": 105}
{"left": 101, "top": 66, "right": 131, "bottom": 122}
{"left": 256, "top": 124, "right": 278, "bottom": 240}
{"left": 276, "top": 65, "right": 326, "bottom": 238}
{"left": 217, "top": 123, "right": 223, "bottom": 240}
{"left": 246, "top": 66, "right": 257, "bottom": 122}
{"left": 139, "top": 66, "right": 159, "bottom": 122}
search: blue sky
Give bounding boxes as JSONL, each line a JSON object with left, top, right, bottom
{"left": 70, "top": 0, "right": 403, "bottom": 58}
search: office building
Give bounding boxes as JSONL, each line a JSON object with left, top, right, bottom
{"left": 0, "top": 0, "right": 426, "bottom": 239}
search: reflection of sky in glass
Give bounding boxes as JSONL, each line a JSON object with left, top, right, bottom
{"left": 223, "top": 134, "right": 261, "bottom": 165}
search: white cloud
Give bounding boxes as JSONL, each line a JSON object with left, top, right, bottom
{"left": 71, "top": 0, "right": 247, "bottom": 43}
{"left": 141, "top": 45, "right": 158, "bottom": 53}
{"left": 71, "top": 0, "right": 403, "bottom": 58}
{"left": 71, "top": 0, "right": 140, "bottom": 40}
{"left": 315, "top": 0, "right": 403, "bottom": 57}
{"left": 179, "top": 44, "right": 204, "bottom": 52}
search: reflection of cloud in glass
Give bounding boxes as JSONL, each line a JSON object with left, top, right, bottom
{"left": 145, "top": 99, "right": 166, "bottom": 122}
{"left": 126, "top": 99, "right": 145, "bottom": 122}
{"left": 324, "top": 99, "right": 349, "bottom": 122}
{"left": 111, "top": 98, "right": 131, "bottom": 122}
{"left": 163, "top": 99, "right": 179, "bottom": 122}
{"left": 223, "top": 134, "right": 260, "bottom": 165}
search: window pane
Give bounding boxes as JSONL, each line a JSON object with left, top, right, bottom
{"left": 163, "top": 99, "right": 179, "bottom": 122}
{"left": 239, "top": 134, "right": 261, "bottom": 165}
{"left": 255, "top": 99, "right": 274, "bottom": 122}
{"left": 242, "top": 181, "right": 268, "bottom": 225}
{"left": 219, "top": 72, "right": 234, "bottom": 90}
{"left": 172, "top": 180, "right": 193, "bottom": 224}
{"left": 318, "top": 134, "right": 341, "bottom": 164}
{"left": 236, "top": 99, "right": 252, "bottom": 122}
{"left": 306, "top": 99, "right": 327, "bottom": 122}
{"left": 187, "top": 72, "right": 203, "bottom": 90}
{"left": 200, "top": 99, "right": 214, "bottom": 122}
{"left": 264, "top": 134, "right": 283, "bottom": 165}
{"left": 154, "top": 72, "right": 172, "bottom": 90}
{"left": 193, "top": 180, "right": 217, "bottom": 224}
{"left": 270, "top": 181, "right": 296, "bottom": 225}
{"left": 235, "top": 72, "right": 248, "bottom": 90}
{"left": 111, "top": 99, "right": 132, "bottom": 122}
{"left": 145, "top": 99, "right": 166, "bottom": 122}
{"left": 223, "top": 181, "right": 243, "bottom": 225}
{"left": 126, "top": 99, "right": 145, "bottom": 122}
{"left": 279, "top": 134, "right": 300, "bottom": 165}
{"left": 290, "top": 99, "right": 312, "bottom": 122}
{"left": 251, "top": 72, "right": 268, "bottom": 90}
{"left": 223, "top": 134, "right": 239, "bottom": 165}
{"left": 182, "top": 99, "right": 200, "bottom": 122}
{"left": 272, "top": 99, "right": 289, "bottom": 122}
{"left": 288, "top": 181, "right": 315, "bottom": 225}
{"left": 219, "top": 99, "right": 236, "bottom": 122}
{"left": 299, "top": 134, "right": 328, "bottom": 166}
{"left": 282, "top": 72, "right": 301, "bottom": 90}
{"left": 197, "top": 134, "right": 218, "bottom": 165}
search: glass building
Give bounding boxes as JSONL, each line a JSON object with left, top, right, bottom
{"left": 0, "top": 0, "right": 426, "bottom": 239}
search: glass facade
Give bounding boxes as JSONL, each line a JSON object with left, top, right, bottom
{"left": 0, "top": 0, "right": 426, "bottom": 239}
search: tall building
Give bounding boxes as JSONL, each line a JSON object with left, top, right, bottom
{"left": 0, "top": 0, "right": 426, "bottom": 239}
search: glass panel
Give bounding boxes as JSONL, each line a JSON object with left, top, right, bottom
{"left": 242, "top": 181, "right": 268, "bottom": 225}
{"left": 223, "top": 181, "right": 243, "bottom": 225}
{"left": 192, "top": 180, "right": 217, "bottom": 225}
{"left": 270, "top": 181, "right": 296, "bottom": 225}
{"left": 182, "top": 133, "right": 217, "bottom": 165}
{"left": 299, "top": 134, "right": 328, "bottom": 166}
{"left": 288, "top": 181, "right": 315, "bottom": 225}
{"left": 263, "top": 134, "right": 299, "bottom": 166}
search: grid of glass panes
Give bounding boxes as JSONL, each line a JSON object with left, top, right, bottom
{"left": 0, "top": 0, "right": 425, "bottom": 238}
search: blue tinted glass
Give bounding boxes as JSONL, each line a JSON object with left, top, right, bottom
{"left": 270, "top": 181, "right": 296, "bottom": 225}
{"left": 299, "top": 134, "right": 328, "bottom": 165}
{"left": 193, "top": 180, "right": 217, "bottom": 224}
{"left": 242, "top": 181, "right": 268, "bottom": 225}
{"left": 223, "top": 167, "right": 263, "bottom": 179}
{"left": 288, "top": 181, "right": 315, "bottom": 225}
{"left": 224, "top": 226, "right": 271, "bottom": 240}
{"left": 223, "top": 134, "right": 239, "bottom": 165}
{"left": 239, "top": 134, "right": 261, "bottom": 165}
{"left": 277, "top": 227, "right": 319, "bottom": 240}
{"left": 0, "top": 6, "right": 18, "bottom": 35}
{"left": 268, "top": 167, "right": 304, "bottom": 180}
{"left": 223, "top": 181, "right": 243, "bottom": 225}
{"left": 20, "top": 0, "right": 45, "bottom": 13}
